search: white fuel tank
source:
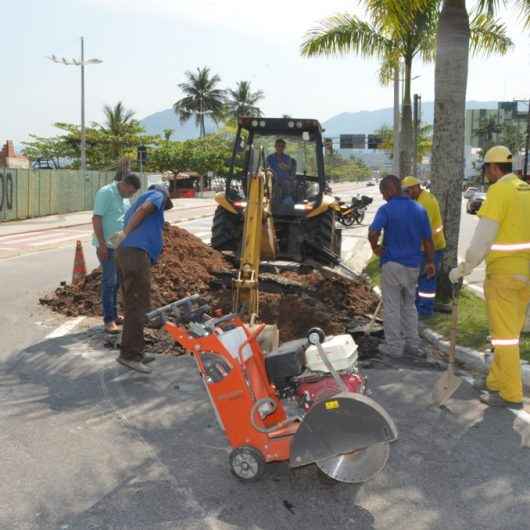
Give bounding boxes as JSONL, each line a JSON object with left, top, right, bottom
{"left": 305, "top": 334, "right": 358, "bottom": 373}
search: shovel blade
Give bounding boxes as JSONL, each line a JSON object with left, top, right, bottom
{"left": 432, "top": 367, "right": 463, "bottom": 406}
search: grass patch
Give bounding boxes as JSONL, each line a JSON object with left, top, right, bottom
{"left": 363, "top": 256, "right": 530, "bottom": 361}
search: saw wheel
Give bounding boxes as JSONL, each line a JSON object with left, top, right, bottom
{"left": 316, "top": 442, "right": 390, "bottom": 483}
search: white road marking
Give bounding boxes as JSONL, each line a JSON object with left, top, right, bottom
{"left": 45, "top": 317, "right": 86, "bottom": 339}
{"left": 30, "top": 233, "right": 92, "bottom": 247}
{"left": 0, "top": 229, "right": 73, "bottom": 242}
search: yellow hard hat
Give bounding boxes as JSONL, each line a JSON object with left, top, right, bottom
{"left": 401, "top": 176, "right": 421, "bottom": 189}
{"left": 484, "top": 145, "right": 512, "bottom": 164}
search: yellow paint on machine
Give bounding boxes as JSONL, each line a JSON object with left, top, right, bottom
{"left": 306, "top": 195, "right": 338, "bottom": 218}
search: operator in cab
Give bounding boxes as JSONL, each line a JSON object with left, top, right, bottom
{"left": 267, "top": 138, "right": 297, "bottom": 206}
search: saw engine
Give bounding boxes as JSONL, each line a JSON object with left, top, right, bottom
{"left": 264, "top": 334, "right": 364, "bottom": 410}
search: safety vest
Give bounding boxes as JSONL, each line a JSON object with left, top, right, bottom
{"left": 478, "top": 173, "right": 530, "bottom": 276}
{"left": 417, "top": 190, "right": 446, "bottom": 251}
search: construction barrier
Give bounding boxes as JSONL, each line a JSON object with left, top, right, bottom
{"left": 0, "top": 169, "right": 148, "bottom": 222}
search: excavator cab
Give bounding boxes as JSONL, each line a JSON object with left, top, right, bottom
{"left": 211, "top": 117, "right": 341, "bottom": 264}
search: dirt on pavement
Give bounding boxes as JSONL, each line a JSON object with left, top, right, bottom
{"left": 40, "top": 224, "right": 378, "bottom": 350}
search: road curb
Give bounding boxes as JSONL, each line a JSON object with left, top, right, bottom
{"left": 372, "top": 286, "right": 530, "bottom": 390}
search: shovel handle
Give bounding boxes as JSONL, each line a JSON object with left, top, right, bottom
{"left": 448, "top": 289, "right": 459, "bottom": 365}
{"left": 365, "top": 298, "right": 383, "bottom": 336}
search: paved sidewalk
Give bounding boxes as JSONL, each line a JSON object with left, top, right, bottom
{"left": 0, "top": 197, "right": 216, "bottom": 238}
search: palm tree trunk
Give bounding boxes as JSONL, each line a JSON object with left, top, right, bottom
{"left": 431, "top": 0, "right": 470, "bottom": 300}
{"left": 200, "top": 115, "right": 206, "bottom": 138}
{"left": 399, "top": 57, "right": 413, "bottom": 178}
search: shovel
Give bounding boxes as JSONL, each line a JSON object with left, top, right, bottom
{"left": 432, "top": 288, "right": 463, "bottom": 406}
{"left": 350, "top": 298, "right": 383, "bottom": 337}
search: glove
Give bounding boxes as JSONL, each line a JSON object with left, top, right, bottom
{"left": 449, "top": 263, "right": 466, "bottom": 284}
{"left": 107, "top": 230, "right": 126, "bottom": 249}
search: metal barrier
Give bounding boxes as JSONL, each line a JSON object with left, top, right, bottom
{"left": 0, "top": 169, "right": 127, "bottom": 222}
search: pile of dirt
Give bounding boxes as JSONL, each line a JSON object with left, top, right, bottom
{"left": 40, "top": 224, "right": 378, "bottom": 350}
{"left": 39, "top": 224, "right": 231, "bottom": 317}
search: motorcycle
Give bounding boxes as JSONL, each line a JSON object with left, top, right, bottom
{"left": 336, "top": 195, "right": 373, "bottom": 226}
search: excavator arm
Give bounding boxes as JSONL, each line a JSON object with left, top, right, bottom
{"left": 232, "top": 151, "right": 276, "bottom": 323}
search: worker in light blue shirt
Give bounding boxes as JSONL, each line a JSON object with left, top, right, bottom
{"left": 368, "top": 175, "right": 435, "bottom": 360}
{"left": 92, "top": 174, "right": 140, "bottom": 334}
{"left": 110, "top": 184, "right": 173, "bottom": 374}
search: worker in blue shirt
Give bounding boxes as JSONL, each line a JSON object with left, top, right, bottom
{"left": 266, "top": 138, "right": 297, "bottom": 206}
{"left": 109, "top": 184, "right": 173, "bottom": 374}
{"left": 368, "top": 175, "right": 436, "bottom": 359}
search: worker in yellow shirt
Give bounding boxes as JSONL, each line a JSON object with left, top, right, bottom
{"left": 450, "top": 146, "right": 530, "bottom": 409}
{"left": 402, "top": 176, "right": 446, "bottom": 318}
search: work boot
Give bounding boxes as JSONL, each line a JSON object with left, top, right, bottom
{"left": 472, "top": 375, "right": 498, "bottom": 393}
{"left": 117, "top": 356, "right": 152, "bottom": 374}
{"left": 115, "top": 315, "right": 125, "bottom": 326}
{"left": 404, "top": 344, "right": 429, "bottom": 360}
{"left": 378, "top": 343, "right": 402, "bottom": 359}
{"left": 479, "top": 391, "right": 523, "bottom": 410}
{"left": 105, "top": 322, "right": 120, "bottom": 335}
{"left": 142, "top": 354, "right": 156, "bottom": 364}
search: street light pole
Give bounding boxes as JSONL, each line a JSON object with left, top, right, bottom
{"left": 47, "top": 37, "right": 102, "bottom": 176}
{"left": 80, "top": 37, "right": 86, "bottom": 174}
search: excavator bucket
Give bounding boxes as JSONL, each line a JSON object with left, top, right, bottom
{"left": 290, "top": 392, "right": 398, "bottom": 483}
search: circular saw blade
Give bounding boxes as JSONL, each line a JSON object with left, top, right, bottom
{"left": 316, "top": 442, "right": 390, "bottom": 483}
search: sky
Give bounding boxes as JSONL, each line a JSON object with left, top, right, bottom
{"left": 2, "top": 0, "right": 530, "bottom": 144}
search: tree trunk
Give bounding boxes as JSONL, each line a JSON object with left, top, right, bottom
{"left": 431, "top": 0, "right": 470, "bottom": 300}
{"left": 399, "top": 57, "right": 413, "bottom": 178}
{"left": 200, "top": 115, "right": 206, "bottom": 138}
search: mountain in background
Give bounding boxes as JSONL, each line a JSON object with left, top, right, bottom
{"left": 139, "top": 100, "right": 499, "bottom": 140}
{"left": 140, "top": 109, "right": 218, "bottom": 140}
{"left": 321, "top": 100, "right": 499, "bottom": 137}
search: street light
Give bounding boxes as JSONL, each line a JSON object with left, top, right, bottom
{"left": 47, "top": 37, "right": 102, "bottom": 174}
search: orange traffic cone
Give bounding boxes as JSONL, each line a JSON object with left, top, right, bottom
{"left": 72, "top": 240, "right": 87, "bottom": 285}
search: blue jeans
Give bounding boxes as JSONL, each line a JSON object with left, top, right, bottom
{"left": 100, "top": 248, "right": 119, "bottom": 324}
{"left": 416, "top": 250, "right": 443, "bottom": 317}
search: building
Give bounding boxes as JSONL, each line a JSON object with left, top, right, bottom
{"left": 0, "top": 140, "right": 30, "bottom": 169}
{"left": 465, "top": 101, "right": 528, "bottom": 152}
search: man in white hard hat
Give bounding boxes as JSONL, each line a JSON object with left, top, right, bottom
{"left": 450, "top": 145, "right": 530, "bottom": 408}
{"left": 402, "top": 176, "right": 446, "bottom": 318}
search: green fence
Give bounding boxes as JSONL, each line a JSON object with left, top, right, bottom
{"left": 0, "top": 169, "right": 147, "bottom": 222}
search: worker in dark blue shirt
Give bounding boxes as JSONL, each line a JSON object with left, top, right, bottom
{"left": 110, "top": 184, "right": 173, "bottom": 374}
{"left": 266, "top": 138, "right": 297, "bottom": 206}
{"left": 368, "top": 175, "right": 435, "bottom": 359}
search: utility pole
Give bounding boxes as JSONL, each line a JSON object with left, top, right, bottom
{"left": 413, "top": 94, "right": 421, "bottom": 178}
{"left": 392, "top": 64, "right": 400, "bottom": 176}
{"left": 524, "top": 99, "right": 530, "bottom": 179}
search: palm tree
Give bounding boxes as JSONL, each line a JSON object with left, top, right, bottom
{"left": 163, "top": 128, "right": 174, "bottom": 141}
{"left": 101, "top": 102, "right": 141, "bottom": 160}
{"left": 301, "top": 2, "right": 512, "bottom": 177}
{"left": 173, "top": 67, "right": 226, "bottom": 138}
{"left": 226, "top": 81, "right": 265, "bottom": 119}
{"left": 430, "top": 0, "right": 528, "bottom": 296}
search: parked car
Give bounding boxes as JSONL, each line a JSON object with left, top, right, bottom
{"left": 466, "top": 191, "right": 486, "bottom": 214}
{"left": 464, "top": 186, "right": 479, "bottom": 199}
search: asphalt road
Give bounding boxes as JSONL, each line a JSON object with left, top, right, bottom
{"left": 1, "top": 184, "right": 529, "bottom": 530}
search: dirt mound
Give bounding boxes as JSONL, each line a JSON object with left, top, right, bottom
{"left": 40, "top": 224, "right": 378, "bottom": 350}
{"left": 40, "top": 224, "right": 231, "bottom": 317}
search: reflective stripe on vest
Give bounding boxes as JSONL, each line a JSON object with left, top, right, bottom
{"left": 490, "top": 242, "right": 530, "bottom": 252}
{"left": 418, "top": 292, "right": 436, "bottom": 299}
{"left": 491, "top": 338, "right": 520, "bottom": 347}
{"left": 434, "top": 225, "right": 444, "bottom": 234}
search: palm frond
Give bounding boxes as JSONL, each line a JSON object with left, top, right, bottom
{"left": 301, "top": 13, "right": 391, "bottom": 58}
{"left": 476, "top": 0, "right": 507, "bottom": 16}
{"left": 469, "top": 13, "right": 513, "bottom": 56}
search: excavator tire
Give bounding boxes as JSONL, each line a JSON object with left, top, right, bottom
{"left": 211, "top": 205, "right": 243, "bottom": 251}
{"left": 306, "top": 209, "right": 340, "bottom": 260}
